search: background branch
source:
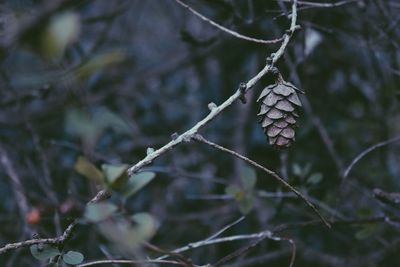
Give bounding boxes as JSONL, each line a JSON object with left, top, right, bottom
{"left": 192, "top": 134, "right": 330, "bottom": 228}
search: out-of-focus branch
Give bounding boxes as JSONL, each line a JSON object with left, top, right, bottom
{"left": 0, "top": 189, "right": 110, "bottom": 255}
{"left": 77, "top": 259, "right": 186, "bottom": 267}
{"left": 286, "top": 0, "right": 357, "bottom": 8}
{"left": 213, "top": 236, "right": 296, "bottom": 267}
{"left": 373, "top": 188, "right": 400, "bottom": 208}
{"left": 343, "top": 136, "right": 400, "bottom": 179}
{"left": 192, "top": 134, "right": 330, "bottom": 228}
{"left": 0, "top": 221, "right": 76, "bottom": 255}
{"left": 174, "top": 0, "right": 284, "bottom": 44}
{"left": 0, "top": 144, "right": 30, "bottom": 234}
{"left": 156, "top": 229, "right": 288, "bottom": 261}
{"left": 283, "top": 51, "right": 345, "bottom": 175}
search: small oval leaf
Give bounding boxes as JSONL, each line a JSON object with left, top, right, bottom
{"left": 122, "top": 172, "right": 155, "bottom": 198}
{"left": 84, "top": 202, "right": 118, "bottom": 223}
{"left": 225, "top": 185, "right": 242, "bottom": 199}
{"left": 74, "top": 156, "right": 104, "bottom": 184}
{"left": 238, "top": 195, "right": 254, "bottom": 215}
{"left": 102, "top": 164, "right": 129, "bottom": 186}
{"left": 240, "top": 166, "right": 257, "bottom": 190}
{"left": 62, "top": 251, "right": 84, "bottom": 265}
{"left": 30, "top": 244, "right": 60, "bottom": 260}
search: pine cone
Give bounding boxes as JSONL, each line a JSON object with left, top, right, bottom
{"left": 257, "top": 77, "right": 303, "bottom": 148}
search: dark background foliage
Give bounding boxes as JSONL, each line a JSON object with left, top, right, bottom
{"left": 0, "top": 0, "right": 400, "bottom": 266}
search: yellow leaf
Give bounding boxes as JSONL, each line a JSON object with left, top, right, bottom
{"left": 74, "top": 156, "right": 104, "bottom": 184}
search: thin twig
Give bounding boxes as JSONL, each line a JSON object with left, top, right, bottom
{"left": 0, "top": 189, "right": 109, "bottom": 255}
{"left": 192, "top": 134, "right": 331, "bottom": 228}
{"left": 143, "top": 242, "right": 195, "bottom": 266}
{"left": 174, "top": 0, "right": 284, "bottom": 44}
{"left": 205, "top": 216, "right": 245, "bottom": 241}
{"left": 212, "top": 235, "right": 295, "bottom": 267}
{"left": 77, "top": 259, "right": 185, "bottom": 267}
{"left": 343, "top": 136, "right": 400, "bottom": 179}
{"left": 221, "top": 249, "right": 291, "bottom": 267}
{"left": 0, "top": 144, "right": 30, "bottom": 234}
{"left": 212, "top": 238, "right": 267, "bottom": 267}
{"left": 0, "top": 238, "right": 58, "bottom": 255}
{"left": 278, "top": 0, "right": 357, "bottom": 8}
{"left": 273, "top": 216, "right": 400, "bottom": 233}
{"left": 373, "top": 188, "right": 400, "bottom": 208}
{"left": 156, "top": 230, "right": 279, "bottom": 260}
{"left": 283, "top": 49, "right": 345, "bottom": 175}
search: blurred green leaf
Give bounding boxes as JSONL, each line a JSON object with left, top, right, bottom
{"left": 42, "top": 12, "right": 80, "bottom": 60}
{"left": 131, "top": 213, "right": 158, "bottom": 241}
{"left": 84, "top": 202, "right": 118, "bottom": 223}
{"left": 72, "top": 50, "right": 126, "bottom": 79}
{"left": 240, "top": 166, "right": 257, "bottom": 190}
{"left": 65, "top": 107, "right": 130, "bottom": 149}
{"left": 307, "top": 173, "right": 323, "bottom": 185}
{"left": 226, "top": 184, "right": 254, "bottom": 214}
{"left": 95, "top": 108, "right": 131, "bottom": 135}
{"left": 30, "top": 244, "right": 60, "bottom": 261}
{"left": 74, "top": 156, "right": 104, "bottom": 184}
{"left": 98, "top": 213, "right": 158, "bottom": 254}
{"left": 122, "top": 172, "right": 155, "bottom": 198}
{"left": 65, "top": 108, "right": 100, "bottom": 146}
{"left": 226, "top": 185, "right": 243, "bottom": 200}
{"left": 62, "top": 251, "right": 84, "bottom": 265}
{"left": 102, "top": 164, "right": 129, "bottom": 187}
{"left": 238, "top": 195, "right": 254, "bottom": 215}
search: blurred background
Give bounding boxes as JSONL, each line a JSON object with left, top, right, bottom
{"left": 0, "top": 0, "right": 400, "bottom": 266}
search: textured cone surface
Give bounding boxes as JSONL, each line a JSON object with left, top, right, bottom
{"left": 257, "top": 80, "right": 302, "bottom": 148}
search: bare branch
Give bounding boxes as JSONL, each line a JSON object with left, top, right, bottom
{"left": 78, "top": 259, "right": 186, "bottom": 267}
{"left": 0, "top": 188, "right": 109, "bottom": 255}
{"left": 373, "top": 188, "right": 400, "bottom": 208}
{"left": 204, "top": 216, "right": 245, "bottom": 242}
{"left": 0, "top": 144, "right": 30, "bottom": 234}
{"left": 278, "top": 0, "right": 357, "bottom": 8}
{"left": 192, "top": 134, "right": 330, "bottom": 228}
{"left": 174, "top": 0, "right": 284, "bottom": 44}
{"left": 157, "top": 230, "right": 282, "bottom": 260}
{"left": 343, "top": 136, "right": 400, "bottom": 179}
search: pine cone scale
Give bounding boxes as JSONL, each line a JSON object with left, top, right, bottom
{"left": 275, "top": 100, "right": 294, "bottom": 112}
{"left": 263, "top": 93, "right": 282, "bottom": 106}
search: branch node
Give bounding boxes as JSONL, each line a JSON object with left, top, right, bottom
{"left": 182, "top": 134, "right": 192, "bottom": 143}
{"left": 171, "top": 132, "right": 179, "bottom": 140}
{"left": 208, "top": 102, "right": 217, "bottom": 111}
{"left": 192, "top": 133, "right": 203, "bottom": 142}
{"left": 146, "top": 147, "right": 155, "bottom": 155}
